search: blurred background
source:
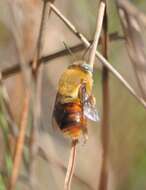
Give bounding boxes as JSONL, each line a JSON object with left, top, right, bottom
{"left": 0, "top": 0, "right": 146, "bottom": 190}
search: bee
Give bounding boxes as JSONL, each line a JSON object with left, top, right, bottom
{"left": 52, "top": 60, "right": 99, "bottom": 142}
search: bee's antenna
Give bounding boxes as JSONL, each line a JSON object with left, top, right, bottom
{"left": 81, "top": 43, "right": 92, "bottom": 61}
{"left": 62, "top": 41, "right": 77, "bottom": 62}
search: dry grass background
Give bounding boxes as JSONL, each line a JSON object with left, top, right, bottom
{"left": 0, "top": 0, "right": 146, "bottom": 190}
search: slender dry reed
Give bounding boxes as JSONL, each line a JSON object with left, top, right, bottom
{"left": 29, "top": 0, "right": 48, "bottom": 187}
{"left": 38, "top": 145, "right": 94, "bottom": 190}
{"left": 1, "top": 32, "right": 123, "bottom": 80}
{"left": 89, "top": 1, "right": 106, "bottom": 68}
{"left": 64, "top": 139, "right": 78, "bottom": 190}
{"left": 7, "top": 91, "right": 30, "bottom": 190}
{"left": 98, "top": 0, "right": 109, "bottom": 190}
{"left": 6, "top": 1, "right": 33, "bottom": 189}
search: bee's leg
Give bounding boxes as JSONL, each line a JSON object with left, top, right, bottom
{"left": 87, "top": 94, "right": 96, "bottom": 105}
{"left": 82, "top": 43, "right": 93, "bottom": 60}
{"left": 79, "top": 80, "right": 87, "bottom": 103}
{"left": 78, "top": 81, "right": 90, "bottom": 144}
{"left": 82, "top": 127, "right": 88, "bottom": 144}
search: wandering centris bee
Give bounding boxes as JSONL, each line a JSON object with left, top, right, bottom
{"left": 53, "top": 60, "right": 99, "bottom": 142}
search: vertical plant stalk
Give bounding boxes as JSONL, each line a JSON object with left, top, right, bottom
{"left": 0, "top": 77, "right": 30, "bottom": 173}
{"left": 6, "top": 2, "right": 33, "bottom": 189}
{"left": 7, "top": 91, "right": 30, "bottom": 190}
{"left": 89, "top": 1, "right": 106, "bottom": 68}
{"left": 98, "top": 1, "right": 109, "bottom": 190}
{"left": 29, "top": 0, "right": 48, "bottom": 187}
{"left": 29, "top": 66, "right": 43, "bottom": 186}
{"left": 64, "top": 139, "right": 78, "bottom": 190}
{"left": 0, "top": 32, "right": 124, "bottom": 80}
{"left": 32, "top": 0, "right": 48, "bottom": 72}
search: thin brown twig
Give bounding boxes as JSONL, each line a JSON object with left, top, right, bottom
{"left": 64, "top": 139, "right": 78, "bottom": 190}
{"left": 0, "top": 75, "right": 30, "bottom": 173}
{"left": 29, "top": 66, "right": 43, "bottom": 187}
{"left": 49, "top": 3, "right": 146, "bottom": 109}
{"left": 1, "top": 32, "right": 124, "bottom": 80}
{"left": 29, "top": 0, "right": 48, "bottom": 187}
{"left": 6, "top": 2, "right": 33, "bottom": 190}
{"left": 98, "top": 0, "right": 109, "bottom": 190}
{"left": 32, "top": 0, "right": 48, "bottom": 71}
{"left": 38, "top": 146, "right": 94, "bottom": 190}
{"left": 7, "top": 91, "right": 30, "bottom": 190}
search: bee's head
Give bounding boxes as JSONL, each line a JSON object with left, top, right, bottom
{"left": 71, "top": 60, "right": 93, "bottom": 74}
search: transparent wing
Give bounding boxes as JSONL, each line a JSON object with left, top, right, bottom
{"left": 79, "top": 82, "right": 100, "bottom": 122}
{"left": 84, "top": 100, "right": 100, "bottom": 122}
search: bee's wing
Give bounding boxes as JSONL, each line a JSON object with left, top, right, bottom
{"left": 79, "top": 82, "right": 99, "bottom": 122}
{"left": 84, "top": 100, "right": 100, "bottom": 122}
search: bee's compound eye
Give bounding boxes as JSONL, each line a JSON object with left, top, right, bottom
{"left": 81, "top": 63, "right": 93, "bottom": 73}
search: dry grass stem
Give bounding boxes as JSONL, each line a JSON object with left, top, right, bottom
{"left": 7, "top": 91, "right": 30, "bottom": 190}
{"left": 3, "top": 4, "right": 33, "bottom": 190}
{"left": 89, "top": 1, "right": 105, "bottom": 68}
{"left": 98, "top": 0, "right": 109, "bottom": 190}
{"left": 29, "top": 66, "right": 43, "bottom": 186}
{"left": 32, "top": 0, "right": 48, "bottom": 71}
{"left": 64, "top": 140, "right": 78, "bottom": 190}
{"left": 1, "top": 32, "right": 124, "bottom": 80}
{"left": 38, "top": 146, "right": 94, "bottom": 190}
{"left": 117, "top": 0, "right": 146, "bottom": 100}
{"left": 29, "top": 0, "right": 48, "bottom": 187}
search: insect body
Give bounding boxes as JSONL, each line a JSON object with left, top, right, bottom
{"left": 53, "top": 61, "right": 99, "bottom": 141}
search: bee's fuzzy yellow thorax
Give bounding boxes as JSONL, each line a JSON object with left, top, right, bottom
{"left": 58, "top": 64, "right": 93, "bottom": 103}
